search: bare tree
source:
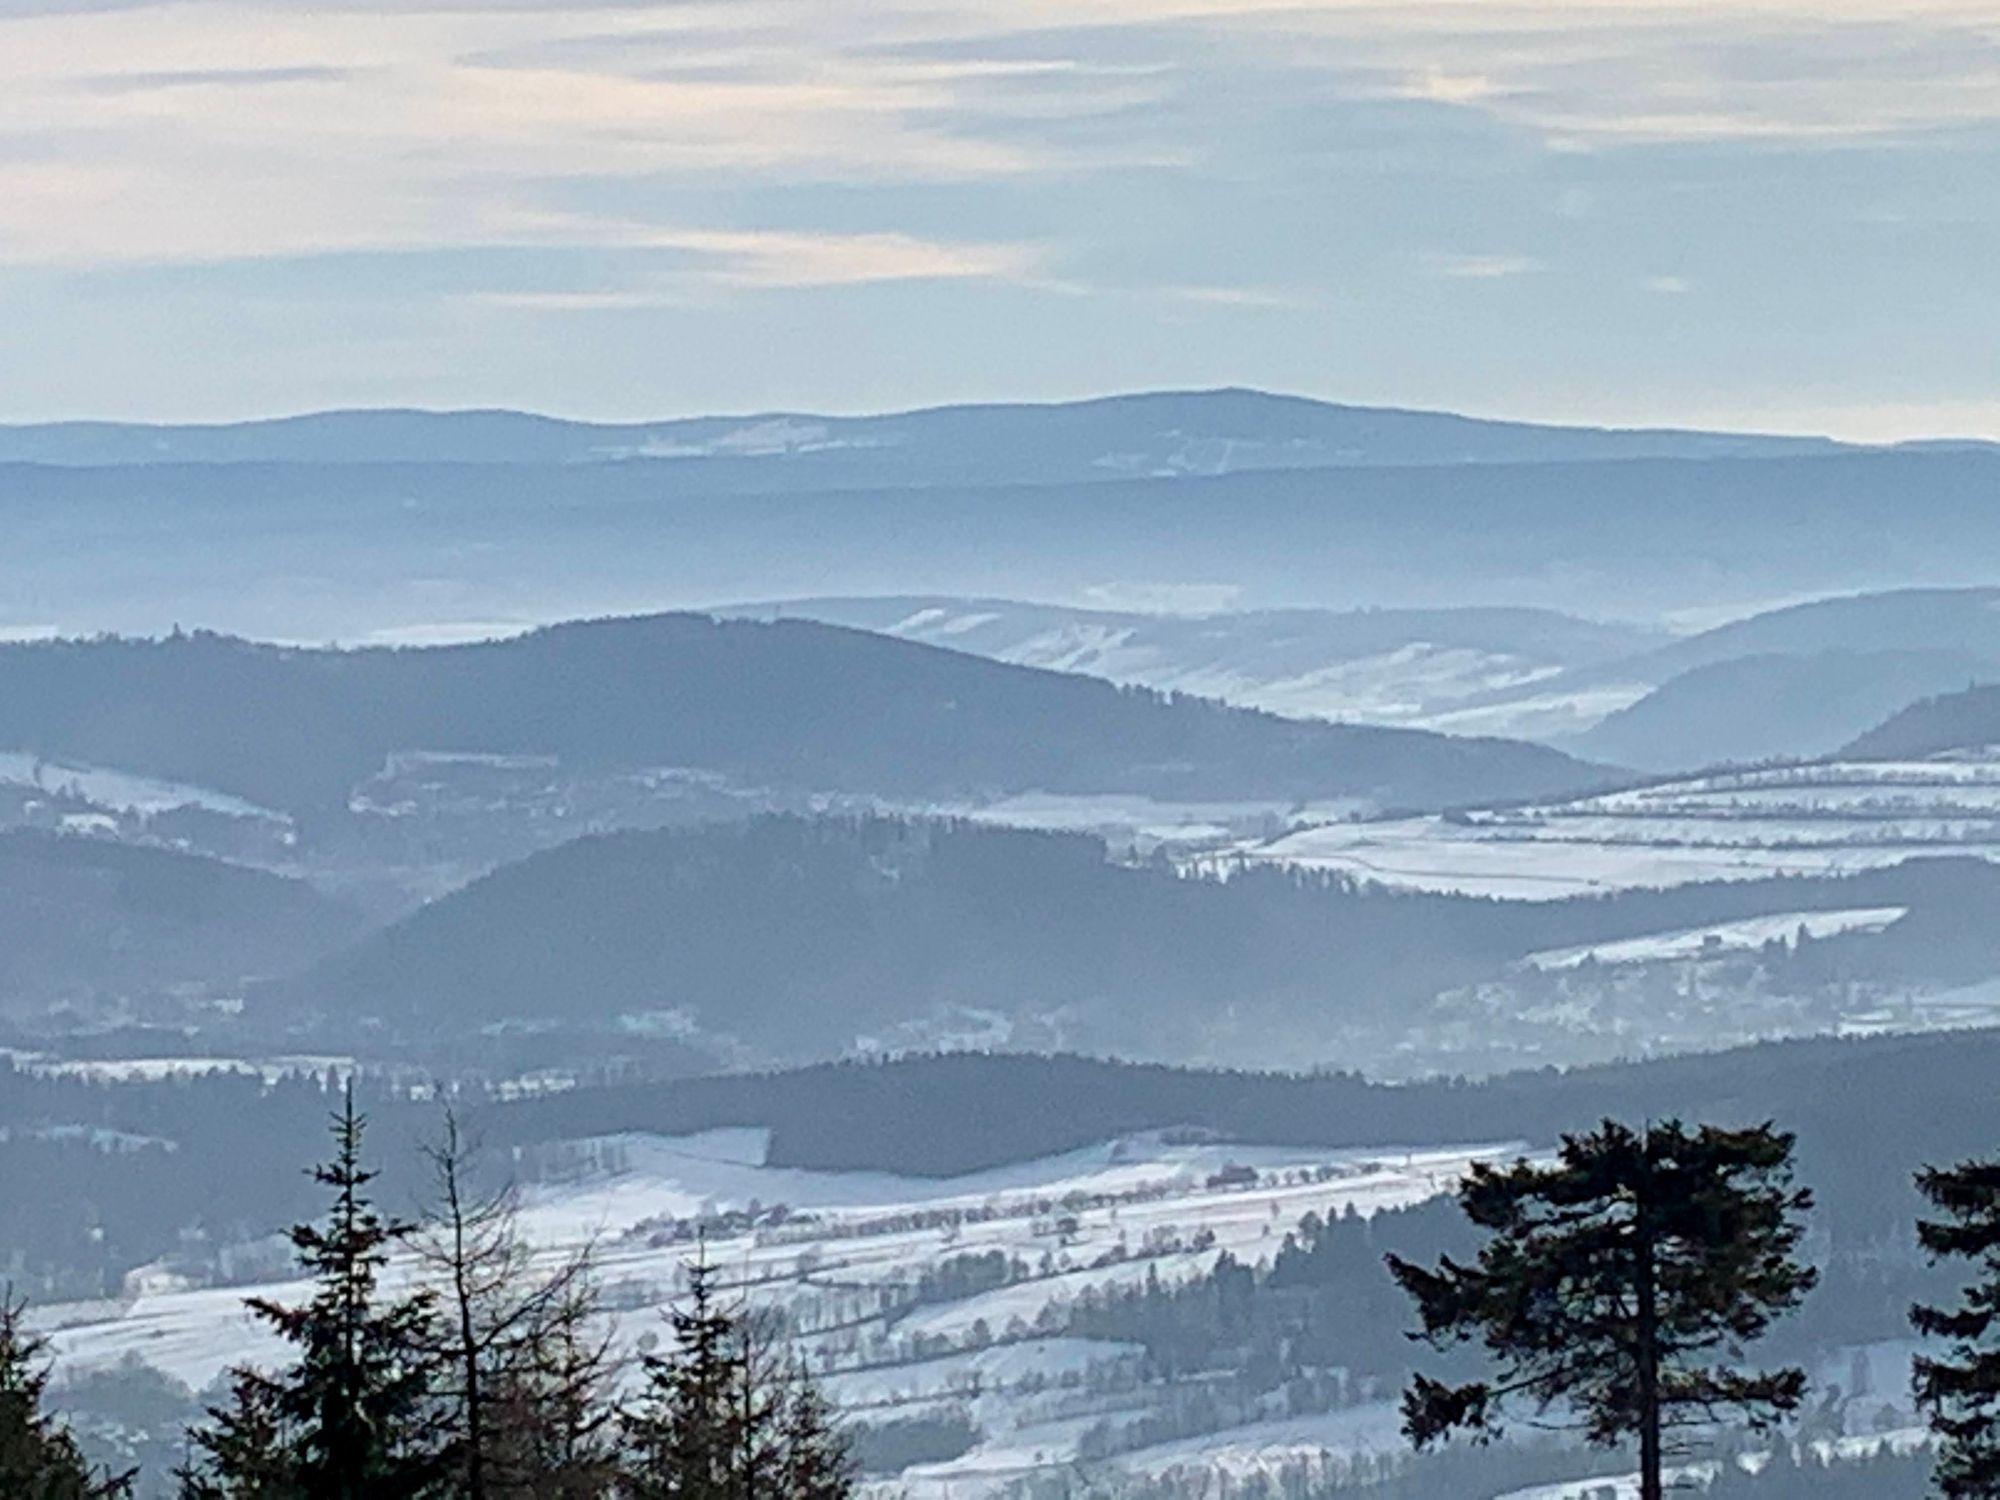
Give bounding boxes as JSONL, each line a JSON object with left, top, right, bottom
{"left": 417, "top": 1105, "right": 615, "bottom": 1500}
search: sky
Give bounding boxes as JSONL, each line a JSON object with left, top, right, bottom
{"left": 0, "top": 0, "right": 1996, "bottom": 436}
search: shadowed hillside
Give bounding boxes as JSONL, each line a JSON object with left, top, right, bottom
{"left": 0, "top": 615, "right": 1603, "bottom": 814}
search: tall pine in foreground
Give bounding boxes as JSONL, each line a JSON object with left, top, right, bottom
{"left": 0, "top": 1297, "right": 132, "bottom": 1498}
{"left": 1913, "top": 1155, "right": 2000, "bottom": 1497}
{"left": 182, "top": 1088, "right": 447, "bottom": 1499}
{"left": 620, "top": 1250, "right": 852, "bottom": 1500}
{"left": 1387, "top": 1119, "right": 1816, "bottom": 1500}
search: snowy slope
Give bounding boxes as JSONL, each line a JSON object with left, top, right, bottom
{"left": 732, "top": 598, "right": 1657, "bottom": 738}
{"left": 40, "top": 1129, "right": 1511, "bottom": 1494}
{"left": 1204, "top": 756, "right": 2000, "bottom": 900}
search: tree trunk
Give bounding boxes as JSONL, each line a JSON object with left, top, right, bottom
{"left": 1634, "top": 1128, "right": 1664, "bottom": 1500}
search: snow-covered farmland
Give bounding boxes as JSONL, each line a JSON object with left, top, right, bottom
{"left": 0, "top": 751, "right": 284, "bottom": 823}
{"left": 1523, "top": 907, "right": 1907, "bottom": 971}
{"left": 1201, "top": 756, "right": 2000, "bottom": 899}
{"left": 40, "top": 1130, "right": 1513, "bottom": 1494}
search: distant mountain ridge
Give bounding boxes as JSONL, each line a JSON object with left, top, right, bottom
{"left": 0, "top": 388, "right": 1864, "bottom": 477}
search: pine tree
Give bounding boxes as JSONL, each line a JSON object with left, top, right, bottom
{"left": 621, "top": 1252, "right": 743, "bottom": 1500}
{"left": 774, "top": 1366, "right": 853, "bottom": 1500}
{"left": 481, "top": 1280, "right": 620, "bottom": 1500}
{"left": 184, "top": 1087, "right": 447, "bottom": 1499}
{"left": 175, "top": 1373, "right": 296, "bottom": 1499}
{"left": 1912, "top": 1154, "right": 2000, "bottom": 1497}
{"left": 0, "top": 1295, "right": 132, "bottom": 1499}
{"left": 1387, "top": 1119, "right": 1816, "bottom": 1500}
{"left": 618, "top": 1249, "right": 853, "bottom": 1500}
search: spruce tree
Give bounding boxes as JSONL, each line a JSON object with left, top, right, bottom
{"left": 619, "top": 1249, "right": 853, "bottom": 1500}
{"left": 184, "top": 1087, "right": 447, "bottom": 1499}
{"left": 0, "top": 1296, "right": 132, "bottom": 1499}
{"left": 176, "top": 1373, "right": 295, "bottom": 1500}
{"left": 621, "top": 1253, "right": 743, "bottom": 1500}
{"left": 1387, "top": 1119, "right": 1816, "bottom": 1500}
{"left": 774, "top": 1366, "right": 853, "bottom": 1500}
{"left": 480, "top": 1282, "right": 620, "bottom": 1500}
{"left": 1912, "top": 1154, "right": 2000, "bottom": 1497}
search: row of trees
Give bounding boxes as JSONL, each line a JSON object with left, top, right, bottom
{"left": 1389, "top": 1118, "right": 2000, "bottom": 1500}
{"left": 3, "top": 1093, "right": 855, "bottom": 1499}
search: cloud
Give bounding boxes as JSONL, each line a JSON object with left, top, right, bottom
{"left": 467, "top": 223, "right": 1045, "bottom": 300}
{"left": 1422, "top": 252, "right": 1544, "bottom": 279}
{"left": 5, "top": 0, "right": 2000, "bottom": 278}
{"left": 3, "top": 0, "right": 1999, "bottom": 431}
{"left": 79, "top": 64, "right": 354, "bottom": 92}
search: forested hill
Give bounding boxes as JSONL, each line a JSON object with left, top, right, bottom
{"left": 0, "top": 615, "right": 1601, "bottom": 813}
{"left": 483, "top": 1032, "right": 2000, "bottom": 1239}
{"left": 277, "top": 814, "right": 2000, "bottom": 1064}
{"left": 1845, "top": 681, "right": 2000, "bottom": 759}
{"left": 0, "top": 830, "right": 365, "bottom": 1003}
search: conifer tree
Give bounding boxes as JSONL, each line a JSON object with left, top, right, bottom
{"left": 175, "top": 1372, "right": 295, "bottom": 1499}
{"left": 0, "top": 1295, "right": 132, "bottom": 1499}
{"left": 1912, "top": 1155, "right": 2000, "bottom": 1497}
{"left": 184, "top": 1087, "right": 447, "bottom": 1499}
{"left": 621, "top": 1252, "right": 743, "bottom": 1500}
{"left": 619, "top": 1249, "right": 853, "bottom": 1500}
{"left": 480, "top": 1280, "right": 620, "bottom": 1500}
{"left": 1387, "top": 1119, "right": 1816, "bottom": 1500}
{"left": 774, "top": 1366, "right": 853, "bottom": 1500}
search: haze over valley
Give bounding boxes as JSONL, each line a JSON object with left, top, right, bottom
{"left": 6, "top": 7, "right": 2000, "bottom": 1479}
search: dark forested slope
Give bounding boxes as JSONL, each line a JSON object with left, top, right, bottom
{"left": 0, "top": 830, "right": 365, "bottom": 1006}
{"left": 0, "top": 616, "right": 1601, "bottom": 813}
{"left": 277, "top": 814, "right": 2000, "bottom": 1061}
{"left": 1846, "top": 680, "right": 2000, "bottom": 759}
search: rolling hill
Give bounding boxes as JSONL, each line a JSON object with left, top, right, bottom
{"left": 728, "top": 597, "right": 1659, "bottom": 737}
{"left": 0, "top": 614, "right": 1604, "bottom": 815}
{"left": 1845, "top": 682, "right": 2000, "bottom": 760}
{"left": 0, "top": 830, "right": 365, "bottom": 1010}
{"left": 272, "top": 812, "right": 2000, "bottom": 1068}
{"left": 1567, "top": 648, "right": 1998, "bottom": 771}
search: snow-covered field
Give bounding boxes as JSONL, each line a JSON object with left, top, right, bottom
{"left": 1523, "top": 907, "right": 1908, "bottom": 970}
{"left": 0, "top": 751, "right": 284, "bottom": 823}
{"left": 920, "top": 791, "right": 1367, "bottom": 848}
{"left": 41, "top": 1129, "right": 1513, "bottom": 1494}
{"left": 1201, "top": 756, "right": 2000, "bottom": 899}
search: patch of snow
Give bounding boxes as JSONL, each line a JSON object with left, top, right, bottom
{"left": 1524, "top": 907, "right": 1908, "bottom": 970}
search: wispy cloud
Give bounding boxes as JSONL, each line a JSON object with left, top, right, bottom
{"left": 2, "top": 0, "right": 1998, "bottom": 428}
{"left": 1422, "top": 252, "right": 1544, "bottom": 280}
{"left": 467, "top": 222, "right": 1046, "bottom": 300}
